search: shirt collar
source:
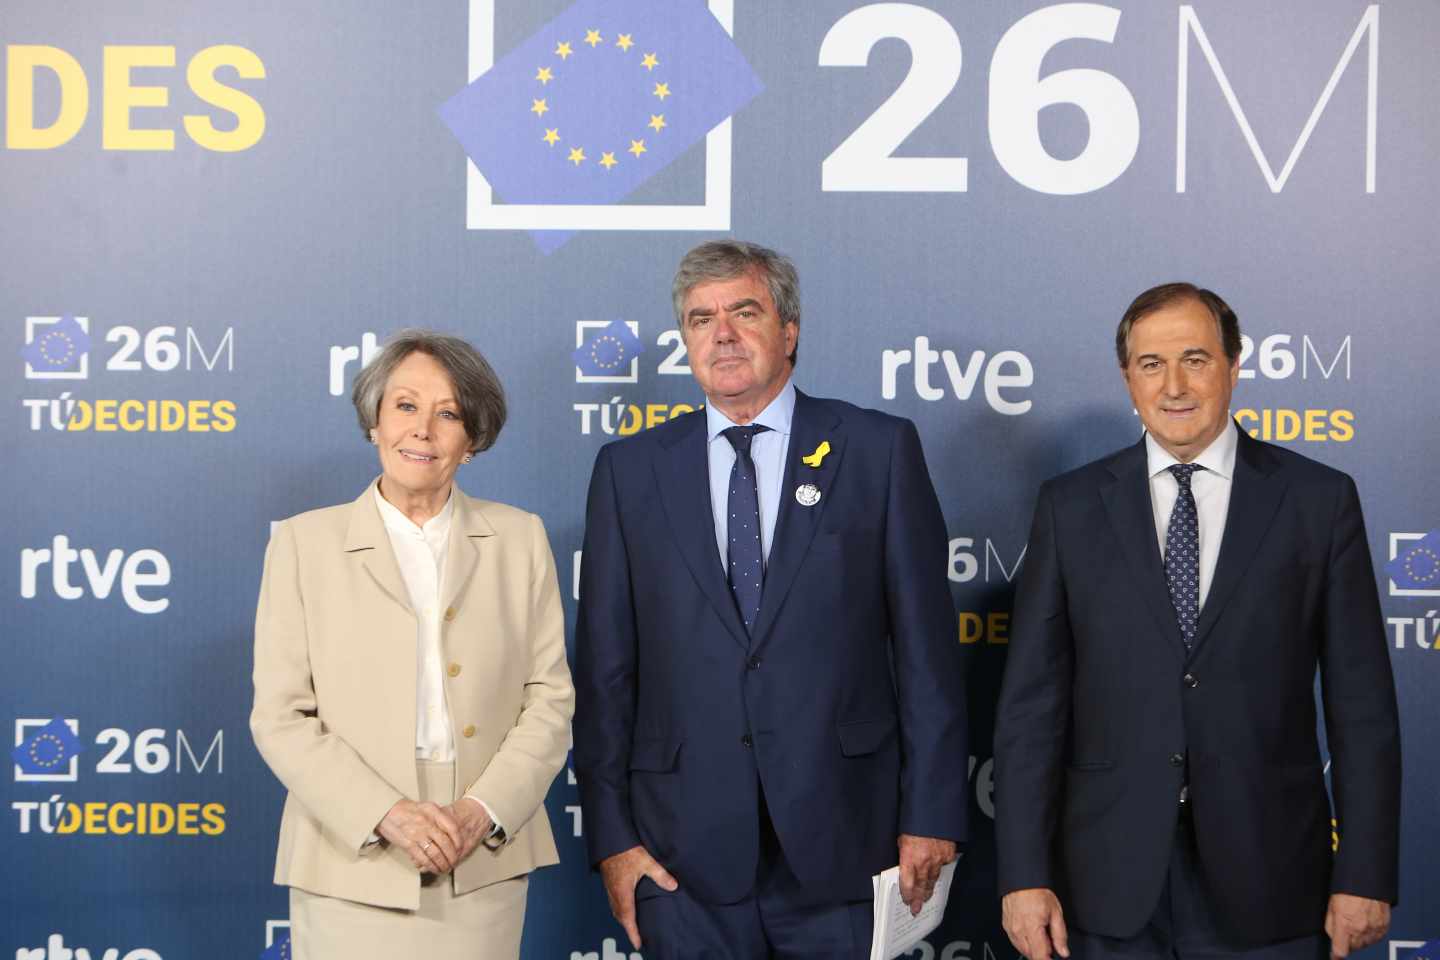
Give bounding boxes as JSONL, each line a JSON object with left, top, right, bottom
{"left": 373, "top": 482, "right": 454, "bottom": 540}
{"left": 1145, "top": 417, "right": 1238, "bottom": 481}
{"left": 705, "top": 380, "right": 796, "bottom": 443}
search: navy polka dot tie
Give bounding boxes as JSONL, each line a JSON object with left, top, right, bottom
{"left": 724, "top": 425, "right": 769, "bottom": 633}
{"left": 1164, "top": 463, "right": 1202, "bottom": 651}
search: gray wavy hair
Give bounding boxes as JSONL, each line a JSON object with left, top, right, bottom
{"left": 672, "top": 240, "right": 802, "bottom": 365}
{"left": 350, "top": 329, "right": 507, "bottom": 453}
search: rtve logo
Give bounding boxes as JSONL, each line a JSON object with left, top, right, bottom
{"left": 881, "top": 337, "right": 1034, "bottom": 415}
{"left": 20, "top": 536, "right": 171, "bottom": 614}
{"left": 15, "top": 934, "right": 160, "bottom": 960}
{"left": 5, "top": 44, "right": 264, "bottom": 151}
{"left": 571, "top": 940, "right": 641, "bottom": 960}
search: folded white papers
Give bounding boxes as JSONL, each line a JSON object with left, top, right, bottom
{"left": 869, "top": 859, "right": 958, "bottom": 960}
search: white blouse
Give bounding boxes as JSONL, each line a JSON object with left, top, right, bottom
{"left": 375, "top": 486, "right": 457, "bottom": 762}
{"left": 373, "top": 486, "right": 500, "bottom": 834}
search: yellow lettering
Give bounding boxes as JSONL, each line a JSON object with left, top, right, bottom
{"left": 148, "top": 802, "right": 175, "bottom": 834}
{"left": 1274, "top": 408, "right": 1300, "bottom": 441}
{"left": 108, "top": 802, "right": 135, "bottom": 835}
{"left": 57, "top": 802, "right": 82, "bottom": 834}
{"left": 187, "top": 399, "right": 211, "bottom": 431}
{"left": 102, "top": 45, "right": 175, "bottom": 150}
{"left": 211, "top": 400, "right": 236, "bottom": 432}
{"left": 958, "top": 612, "right": 983, "bottom": 645}
{"left": 183, "top": 45, "right": 265, "bottom": 152}
{"left": 118, "top": 399, "right": 146, "bottom": 431}
{"left": 7, "top": 45, "right": 88, "bottom": 149}
{"left": 160, "top": 400, "right": 186, "bottom": 431}
{"left": 93, "top": 399, "right": 118, "bottom": 431}
{"left": 66, "top": 400, "right": 93, "bottom": 431}
{"left": 201, "top": 802, "right": 226, "bottom": 835}
{"left": 1331, "top": 409, "right": 1354, "bottom": 442}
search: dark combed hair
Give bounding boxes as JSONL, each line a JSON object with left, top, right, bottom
{"left": 1115, "top": 282, "right": 1241, "bottom": 368}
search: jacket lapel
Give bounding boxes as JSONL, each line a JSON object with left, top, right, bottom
{"left": 343, "top": 481, "right": 412, "bottom": 614}
{"left": 654, "top": 412, "right": 750, "bottom": 650}
{"left": 1189, "top": 430, "right": 1286, "bottom": 656}
{"left": 750, "top": 390, "right": 845, "bottom": 649}
{"left": 1098, "top": 441, "right": 1187, "bottom": 662}
{"left": 442, "top": 488, "right": 496, "bottom": 618}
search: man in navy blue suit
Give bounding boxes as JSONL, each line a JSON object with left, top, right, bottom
{"left": 574, "top": 240, "right": 968, "bottom": 958}
{"left": 995, "top": 284, "right": 1400, "bottom": 960}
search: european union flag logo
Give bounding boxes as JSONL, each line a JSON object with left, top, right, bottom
{"left": 575, "top": 320, "right": 645, "bottom": 382}
{"left": 439, "top": 0, "right": 763, "bottom": 253}
{"left": 260, "top": 932, "right": 291, "bottom": 960}
{"left": 12, "top": 718, "right": 82, "bottom": 779}
{"left": 21, "top": 316, "right": 90, "bottom": 379}
{"left": 1387, "top": 529, "right": 1440, "bottom": 593}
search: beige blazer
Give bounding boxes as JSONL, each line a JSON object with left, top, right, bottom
{"left": 250, "top": 480, "right": 574, "bottom": 910}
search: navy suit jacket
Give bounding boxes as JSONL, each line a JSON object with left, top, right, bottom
{"left": 995, "top": 429, "right": 1400, "bottom": 944}
{"left": 574, "top": 389, "right": 968, "bottom": 904}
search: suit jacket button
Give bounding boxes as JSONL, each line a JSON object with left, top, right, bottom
{"left": 741, "top": 734, "right": 753, "bottom": 748}
{"left": 445, "top": 606, "right": 457, "bottom": 622}
{"left": 1169, "top": 753, "right": 1184, "bottom": 767}
{"left": 747, "top": 656, "right": 761, "bottom": 670}
{"left": 1183, "top": 673, "right": 1198, "bottom": 688}
{"left": 462, "top": 724, "right": 476, "bottom": 738}
{"left": 447, "top": 663, "right": 461, "bottom": 678}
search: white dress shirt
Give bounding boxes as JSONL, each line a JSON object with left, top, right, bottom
{"left": 1144, "top": 419, "right": 1238, "bottom": 611}
{"left": 706, "top": 381, "right": 796, "bottom": 569}
{"left": 373, "top": 486, "right": 501, "bottom": 836}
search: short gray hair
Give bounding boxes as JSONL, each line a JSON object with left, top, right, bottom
{"left": 351, "top": 329, "right": 507, "bottom": 453}
{"left": 672, "top": 240, "right": 801, "bottom": 365}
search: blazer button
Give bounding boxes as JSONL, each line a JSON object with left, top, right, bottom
{"left": 462, "top": 724, "right": 476, "bottom": 738}
{"left": 444, "top": 606, "right": 457, "bottom": 622}
{"left": 1183, "top": 673, "right": 1198, "bottom": 688}
{"left": 447, "top": 663, "right": 461, "bottom": 678}
{"left": 1169, "top": 753, "right": 1184, "bottom": 767}
{"left": 746, "top": 656, "right": 761, "bottom": 670}
{"left": 741, "top": 734, "right": 753, "bottom": 748}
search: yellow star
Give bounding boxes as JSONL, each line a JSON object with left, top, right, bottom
{"left": 584, "top": 29, "right": 602, "bottom": 47}
{"left": 535, "top": 66, "right": 554, "bottom": 84}
{"left": 652, "top": 82, "right": 670, "bottom": 100}
{"left": 555, "top": 41, "right": 573, "bottom": 59}
{"left": 599, "top": 151, "right": 618, "bottom": 169}
{"left": 628, "top": 139, "right": 646, "bottom": 157}
{"left": 530, "top": 98, "right": 549, "bottom": 117}
{"left": 641, "top": 52, "right": 659, "bottom": 70}
{"left": 542, "top": 128, "right": 560, "bottom": 146}
{"left": 648, "top": 114, "right": 666, "bottom": 132}
{"left": 567, "top": 146, "right": 586, "bottom": 166}
{"left": 616, "top": 34, "right": 634, "bottom": 52}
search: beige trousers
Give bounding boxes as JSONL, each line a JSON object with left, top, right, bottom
{"left": 289, "top": 761, "right": 528, "bottom": 960}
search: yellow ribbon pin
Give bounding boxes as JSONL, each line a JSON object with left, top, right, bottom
{"left": 801, "top": 440, "right": 831, "bottom": 468}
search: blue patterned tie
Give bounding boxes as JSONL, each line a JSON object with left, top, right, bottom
{"left": 1164, "top": 463, "right": 1202, "bottom": 650}
{"left": 723, "top": 425, "right": 770, "bottom": 633}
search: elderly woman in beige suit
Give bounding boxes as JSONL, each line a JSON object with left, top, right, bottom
{"left": 251, "top": 330, "right": 574, "bottom": 959}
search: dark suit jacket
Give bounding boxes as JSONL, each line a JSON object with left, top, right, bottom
{"left": 574, "top": 389, "right": 968, "bottom": 904}
{"left": 995, "top": 428, "right": 1400, "bottom": 944}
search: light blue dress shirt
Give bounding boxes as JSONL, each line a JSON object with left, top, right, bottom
{"left": 706, "top": 381, "right": 795, "bottom": 570}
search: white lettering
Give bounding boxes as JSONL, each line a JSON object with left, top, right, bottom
{"left": 328, "top": 332, "right": 379, "bottom": 397}
{"left": 1177, "top": 5, "right": 1379, "bottom": 193}
{"left": 884, "top": 338, "right": 1033, "bottom": 414}
{"left": 19, "top": 537, "right": 170, "bottom": 614}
